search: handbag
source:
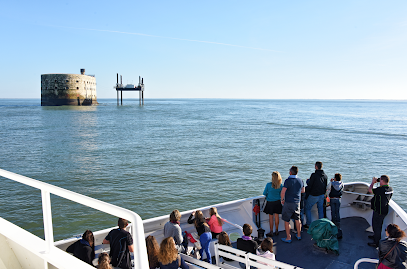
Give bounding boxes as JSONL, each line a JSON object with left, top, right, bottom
{"left": 376, "top": 240, "right": 399, "bottom": 268}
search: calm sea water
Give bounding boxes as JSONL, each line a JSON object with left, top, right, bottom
{"left": 1, "top": 99, "right": 407, "bottom": 240}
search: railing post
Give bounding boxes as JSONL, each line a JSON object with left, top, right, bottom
{"left": 130, "top": 216, "right": 149, "bottom": 269}
{"left": 41, "top": 190, "right": 54, "bottom": 254}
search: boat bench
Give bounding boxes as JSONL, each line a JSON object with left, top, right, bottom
{"left": 213, "top": 243, "right": 302, "bottom": 269}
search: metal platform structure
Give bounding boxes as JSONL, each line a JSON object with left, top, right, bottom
{"left": 114, "top": 73, "right": 145, "bottom": 105}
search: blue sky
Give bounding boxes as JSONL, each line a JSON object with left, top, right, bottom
{"left": 1, "top": 1, "right": 406, "bottom": 99}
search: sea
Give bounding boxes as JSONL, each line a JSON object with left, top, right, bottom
{"left": 1, "top": 98, "right": 407, "bottom": 241}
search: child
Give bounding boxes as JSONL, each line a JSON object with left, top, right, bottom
{"left": 237, "top": 224, "right": 258, "bottom": 269}
{"left": 326, "top": 173, "right": 343, "bottom": 227}
{"left": 188, "top": 210, "right": 212, "bottom": 263}
{"left": 263, "top": 171, "right": 283, "bottom": 237}
{"left": 97, "top": 252, "right": 112, "bottom": 269}
{"left": 256, "top": 237, "right": 276, "bottom": 267}
{"left": 206, "top": 207, "right": 224, "bottom": 239}
{"left": 218, "top": 231, "right": 233, "bottom": 262}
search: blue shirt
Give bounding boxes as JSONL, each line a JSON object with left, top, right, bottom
{"left": 283, "top": 175, "right": 304, "bottom": 203}
{"left": 263, "top": 182, "right": 283, "bottom": 202}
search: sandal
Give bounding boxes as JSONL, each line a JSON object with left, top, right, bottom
{"left": 281, "top": 237, "right": 292, "bottom": 243}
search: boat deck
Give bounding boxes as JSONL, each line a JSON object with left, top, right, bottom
{"left": 270, "top": 217, "right": 377, "bottom": 269}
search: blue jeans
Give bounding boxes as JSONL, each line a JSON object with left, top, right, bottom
{"left": 330, "top": 198, "right": 341, "bottom": 225}
{"left": 199, "top": 232, "right": 212, "bottom": 264}
{"left": 305, "top": 194, "right": 325, "bottom": 225}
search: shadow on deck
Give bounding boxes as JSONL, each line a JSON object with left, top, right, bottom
{"left": 271, "top": 217, "right": 377, "bottom": 269}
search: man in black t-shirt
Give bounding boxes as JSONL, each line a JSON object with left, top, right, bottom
{"left": 367, "top": 175, "right": 393, "bottom": 248}
{"left": 103, "top": 218, "right": 134, "bottom": 269}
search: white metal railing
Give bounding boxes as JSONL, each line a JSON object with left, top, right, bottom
{"left": 0, "top": 169, "right": 149, "bottom": 269}
{"left": 181, "top": 254, "right": 222, "bottom": 268}
{"left": 214, "top": 243, "right": 302, "bottom": 269}
{"left": 353, "top": 258, "right": 378, "bottom": 269}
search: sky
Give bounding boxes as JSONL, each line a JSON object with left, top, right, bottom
{"left": 0, "top": 1, "right": 406, "bottom": 99}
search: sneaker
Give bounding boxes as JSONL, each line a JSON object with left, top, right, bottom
{"left": 295, "top": 235, "right": 301, "bottom": 240}
{"left": 281, "top": 237, "right": 292, "bottom": 243}
{"left": 266, "top": 232, "right": 273, "bottom": 237}
{"left": 274, "top": 231, "right": 279, "bottom": 236}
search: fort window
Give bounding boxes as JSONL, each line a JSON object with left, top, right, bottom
{"left": 76, "top": 87, "right": 79, "bottom": 89}
{"left": 76, "top": 80, "right": 79, "bottom": 83}
{"left": 66, "top": 80, "right": 69, "bottom": 82}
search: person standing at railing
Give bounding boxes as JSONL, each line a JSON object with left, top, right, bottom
{"left": 280, "top": 166, "right": 305, "bottom": 243}
{"left": 206, "top": 207, "right": 224, "bottom": 239}
{"left": 304, "top": 161, "right": 328, "bottom": 229}
{"left": 377, "top": 224, "right": 407, "bottom": 269}
{"left": 263, "top": 171, "right": 283, "bottom": 237}
{"left": 368, "top": 175, "right": 393, "bottom": 248}
{"left": 188, "top": 210, "right": 212, "bottom": 264}
{"left": 326, "top": 173, "right": 344, "bottom": 228}
{"left": 103, "top": 218, "right": 134, "bottom": 269}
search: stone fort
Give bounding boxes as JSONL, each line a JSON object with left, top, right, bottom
{"left": 41, "top": 69, "right": 98, "bottom": 106}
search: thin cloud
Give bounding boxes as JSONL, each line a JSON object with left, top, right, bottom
{"left": 53, "top": 25, "right": 280, "bottom": 52}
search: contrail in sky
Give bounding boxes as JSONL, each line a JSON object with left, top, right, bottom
{"left": 55, "top": 26, "right": 280, "bottom": 52}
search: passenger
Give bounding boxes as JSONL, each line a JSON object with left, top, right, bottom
{"left": 188, "top": 210, "right": 212, "bottom": 263}
{"left": 256, "top": 237, "right": 276, "bottom": 267}
{"left": 102, "top": 218, "right": 134, "bottom": 269}
{"left": 146, "top": 235, "right": 160, "bottom": 269}
{"left": 326, "top": 173, "right": 344, "bottom": 227}
{"left": 304, "top": 161, "right": 328, "bottom": 228}
{"left": 368, "top": 175, "right": 394, "bottom": 248}
{"left": 206, "top": 207, "right": 224, "bottom": 239}
{"left": 377, "top": 224, "right": 407, "bottom": 269}
{"left": 66, "top": 229, "right": 95, "bottom": 265}
{"left": 218, "top": 231, "right": 233, "bottom": 262}
{"left": 237, "top": 224, "right": 258, "bottom": 269}
{"left": 164, "top": 210, "right": 187, "bottom": 253}
{"left": 97, "top": 252, "right": 112, "bottom": 269}
{"left": 158, "top": 237, "right": 189, "bottom": 269}
{"left": 280, "top": 166, "right": 305, "bottom": 243}
{"left": 263, "top": 171, "right": 283, "bottom": 237}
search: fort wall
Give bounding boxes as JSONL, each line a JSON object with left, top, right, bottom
{"left": 41, "top": 72, "right": 98, "bottom": 106}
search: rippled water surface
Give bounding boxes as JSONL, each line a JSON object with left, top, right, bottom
{"left": 1, "top": 99, "right": 407, "bottom": 240}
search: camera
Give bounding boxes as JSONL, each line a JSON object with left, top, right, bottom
{"left": 376, "top": 177, "right": 380, "bottom": 183}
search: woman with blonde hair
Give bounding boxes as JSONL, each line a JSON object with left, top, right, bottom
{"left": 207, "top": 207, "right": 224, "bottom": 239}
{"left": 377, "top": 223, "right": 407, "bottom": 269}
{"left": 97, "top": 252, "right": 112, "bottom": 269}
{"left": 145, "top": 235, "right": 160, "bottom": 269}
{"left": 158, "top": 237, "right": 189, "bottom": 269}
{"left": 188, "top": 210, "right": 212, "bottom": 263}
{"left": 263, "top": 171, "right": 283, "bottom": 237}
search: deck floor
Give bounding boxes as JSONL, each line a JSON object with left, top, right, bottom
{"left": 268, "top": 217, "right": 378, "bottom": 269}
